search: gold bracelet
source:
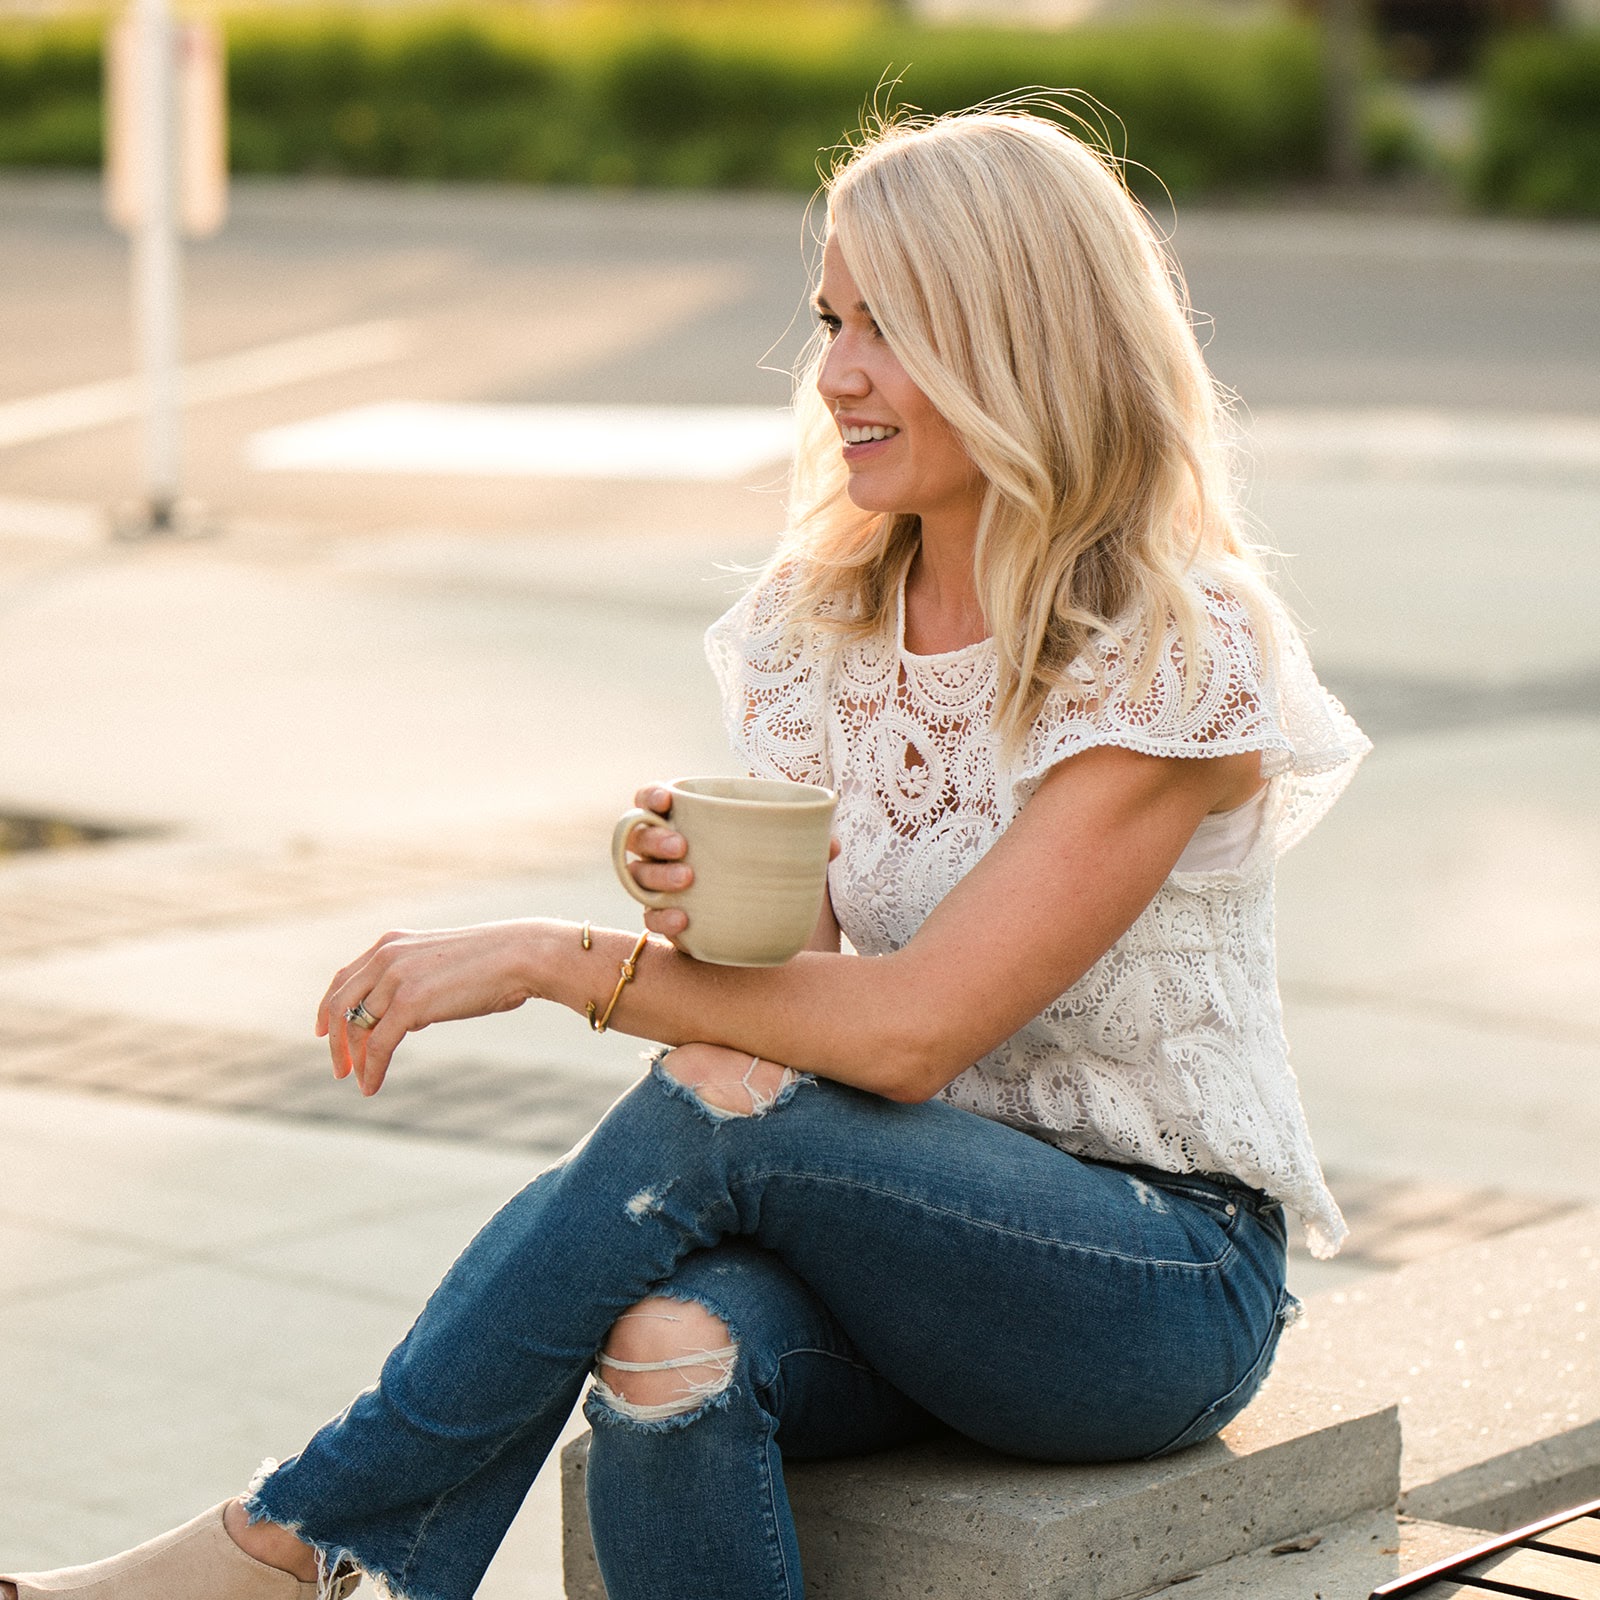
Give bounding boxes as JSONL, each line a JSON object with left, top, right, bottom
{"left": 587, "top": 930, "right": 653, "bottom": 1034}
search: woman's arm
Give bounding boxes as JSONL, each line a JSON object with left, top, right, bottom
{"left": 321, "top": 744, "right": 1255, "bottom": 1101}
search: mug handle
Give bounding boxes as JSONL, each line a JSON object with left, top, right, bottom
{"left": 611, "top": 808, "right": 678, "bottom": 910}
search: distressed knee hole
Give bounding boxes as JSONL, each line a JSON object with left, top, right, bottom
{"left": 593, "top": 1295, "right": 737, "bottom": 1423}
{"left": 657, "top": 1043, "right": 801, "bottom": 1119}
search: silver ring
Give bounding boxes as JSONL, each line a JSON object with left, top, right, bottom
{"left": 344, "top": 1001, "right": 380, "bottom": 1031}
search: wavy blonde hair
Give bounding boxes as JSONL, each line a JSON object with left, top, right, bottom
{"left": 772, "top": 104, "right": 1275, "bottom": 746}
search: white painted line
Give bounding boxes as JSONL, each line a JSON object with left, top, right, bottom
{"left": 0, "top": 320, "right": 410, "bottom": 451}
{"left": 248, "top": 401, "right": 796, "bottom": 481}
{"left": 1247, "top": 407, "right": 1600, "bottom": 472}
{"left": 0, "top": 494, "right": 107, "bottom": 542}
{"left": 249, "top": 401, "right": 1600, "bottom": 482}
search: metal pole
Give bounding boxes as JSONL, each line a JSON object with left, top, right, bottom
{"left": 131, "top": 0, "right": 180, "bottom": 531}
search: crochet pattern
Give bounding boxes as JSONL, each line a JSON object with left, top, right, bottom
{"left": 706, "top": 566, "right": 1370, "bottom": 1258}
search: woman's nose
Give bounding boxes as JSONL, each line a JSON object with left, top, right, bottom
{"left": 818, "top": 341, "right": 869, "bottom": 402}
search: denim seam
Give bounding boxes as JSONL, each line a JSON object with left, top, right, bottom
{"left": 714, "top": 1169, "right": 1239, "bottom": 1273}
{"left": 390, "top": 1412, "right": 537, "bottom": 1590}
{"left": 758, "top": 1408, "right": 799, "bottom": 1600}
{"left": 1139, "top": 1286, "right": 1296, "bottom": 1459}
{"left": 754, "top": 1343, "right": 881, "bottom": 1410}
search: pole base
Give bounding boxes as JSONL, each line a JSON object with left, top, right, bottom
{"left": 111, "top": 496, "right": 216, "bottom": 541}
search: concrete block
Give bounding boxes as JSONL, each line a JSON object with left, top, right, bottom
{"left": 1273, "top": 1207, "right": 1600, "bottom": 1531}
{"left": 561, "top": 1379, "right": 1398, "bottom": 1600}
{"left": 1141, "top": 1510, "right": 1497, "bottom": 1599}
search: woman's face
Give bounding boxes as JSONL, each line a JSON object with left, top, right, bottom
{"left": 814, "top": 235, "right": 984, "bottom": 537}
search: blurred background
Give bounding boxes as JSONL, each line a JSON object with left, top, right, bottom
{"left": 0, "top": 0, "right": 1597, "bottom": 1593}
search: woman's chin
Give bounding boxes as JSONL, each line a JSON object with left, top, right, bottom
{"left": 842, "top": 480, "right": 906, "bottom": 517}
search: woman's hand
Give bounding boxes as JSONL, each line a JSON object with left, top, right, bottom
{"left": 624, "top": 784, "right": 843, "bottom": 949}
{"left": 624, "top": 784, "right": 694, "bottom": 944}
{"left": 316, "top": 921, "right": 539, "bottom": 1097}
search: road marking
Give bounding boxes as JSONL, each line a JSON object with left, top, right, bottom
{"left": 249, "top": 401, "right": 797, "bottom": 481}
{"left": 0, "top": 494, "right": 105, "bottom": 542}
{"left": 246, "top": 401, "right": 1600, "bottom": 481}
{"left": 1246, "top": 407, "right": 1600, "bottom": 472}
{"left": 0, "top": 320, "right": 411, "bottom": 451}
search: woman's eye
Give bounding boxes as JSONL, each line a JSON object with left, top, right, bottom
{"left": 817, "top": 314, "right": 841, "bottom": 338}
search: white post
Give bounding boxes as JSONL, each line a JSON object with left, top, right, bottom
{"left": 130, "top": 0, "right": 181, "bottom": 531}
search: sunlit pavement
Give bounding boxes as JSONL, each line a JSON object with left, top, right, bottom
{"left": 1, "top": 177, "right": 1597, "bottom": 1585}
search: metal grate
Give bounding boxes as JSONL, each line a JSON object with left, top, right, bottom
{"left": 0, "top": 810, "right": 130, "bottom": 857}
{"left": 1373, "top": 1498, "right": 1600, "bottom": 1598}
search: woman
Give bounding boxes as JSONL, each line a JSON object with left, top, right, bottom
{"left": 4, "top": 105, "right": 1366, "bottom": 1600}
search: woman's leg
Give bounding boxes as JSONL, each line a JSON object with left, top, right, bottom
{"left": 240, "top": 1045, "right": 1290, "bottom": 1600}
{"left": 584, "top": 1242, "right": 938, "bottom": 1600}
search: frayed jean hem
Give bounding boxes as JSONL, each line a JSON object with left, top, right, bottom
{"left": 242, "top": 1460, "right": 423, "bottom": 1600}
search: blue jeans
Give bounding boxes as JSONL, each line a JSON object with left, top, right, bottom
{"left": 244, "top": 1054, "right": 1295, "bottom": 1600}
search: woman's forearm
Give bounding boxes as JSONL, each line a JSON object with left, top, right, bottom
{"left": 328, "top": 747, "right": 1242, "bottom": 1102}
{"left": 529, "top": 920, "right": 944, "bottom": 1101}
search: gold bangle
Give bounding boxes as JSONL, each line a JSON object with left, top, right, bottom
{"left": 587, "top": 930, "right": 653, "bottom": 1034}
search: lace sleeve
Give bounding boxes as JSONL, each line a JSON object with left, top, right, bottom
{"left": 1011, "top": 577, "right": 1370, "bottom": 855}
{"left": 704, "top": 570, "right": 833, "bottom": 787}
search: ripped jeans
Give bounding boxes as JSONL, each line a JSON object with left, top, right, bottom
{"left": 243, "top": 1050, "right": 1295, "bottom": 1600}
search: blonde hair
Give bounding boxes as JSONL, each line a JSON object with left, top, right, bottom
{"left": 773, "top": 105, "right": 1275, "bottom": 745}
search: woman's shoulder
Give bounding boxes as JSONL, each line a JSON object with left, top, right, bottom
{"left": 1011, "top": 564, "right": 1370, "bottom": 837}
{"left": 1044, "top": 563, "right": 1283, "bottom": 748}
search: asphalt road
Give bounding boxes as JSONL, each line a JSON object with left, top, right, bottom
{"left": 2, "top": 172, "right": 1598, "bottom": 1224}
{"left": 4, "top": 176, "right": 1600, "bottom": 527}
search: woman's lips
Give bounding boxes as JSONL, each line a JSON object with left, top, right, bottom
{"left": 840, "top": 425, "right": 899, "bottom": 462}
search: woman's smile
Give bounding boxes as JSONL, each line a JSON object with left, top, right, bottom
{"left": 836, "top": 415, "right": 902, "bottom": 462}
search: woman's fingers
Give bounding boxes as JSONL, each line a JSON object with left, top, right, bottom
{"left": 320, "top": 922, "right": 532, "bottom": 1095}
{"left": 629, "top": 857, "right": 692, "bottom": 894}
{"left": 632, "top": 784, "right": 674, "bottom": 816}
{"left": 316, "top": 957, "right": 365, "bottom": 1039}
{"left": 643, "top": 906, "right": 690, "bottom": 941}
{"left": 322, "top": 936, "right": 402, "bottom": 1079}
{"left": 335, "top": 980, "right": 399, "bottom": 1092}
{"left": 328, "top": 991, "right": 367, "bottom": 1080}
{"left": 627, "top": 821, "right": 685, "bottom": 862}
{"left": 625, "top": 819, "right": 692, "bottom": 898}
{"left": 352, "top": 1009, "right": 407, "bottom": 1096}
{"left": 316, "top": 929, "right": 411, "bottom": 1039}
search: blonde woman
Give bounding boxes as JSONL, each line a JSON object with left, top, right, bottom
{"left": 4, "top": 107, "right": 1366, "bottom": 1600}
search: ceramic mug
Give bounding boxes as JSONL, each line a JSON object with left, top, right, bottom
{"left": 611, "top": 776, "right": 837, "bottom": 966}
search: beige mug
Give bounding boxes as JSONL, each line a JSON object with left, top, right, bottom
{"left": 612, "top": 776, "right": 838, "bottom": 967}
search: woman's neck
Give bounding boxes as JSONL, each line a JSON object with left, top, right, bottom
{"left": 903, "top": 518, "right": 987, "bottom": 655}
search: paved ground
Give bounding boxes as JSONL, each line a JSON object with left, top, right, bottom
{"left": 1, "top": 177, "right": 1597, "bottom": 1590}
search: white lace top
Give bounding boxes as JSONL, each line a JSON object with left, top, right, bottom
{"left": 705, "top": 564, "right": 1370, "bottom": 1258}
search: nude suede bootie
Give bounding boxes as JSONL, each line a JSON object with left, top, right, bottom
{"left": 2, "top": 1502, "right": 357, "bottom": 1600}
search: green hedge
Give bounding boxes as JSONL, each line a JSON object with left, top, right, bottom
{"left": 0, "top": 20, "right": 100, "bottom": 166}
{"left": 1471, "top": 29, "right": 1600, "bottom": 217}
{"left": 0, "top": 7, "right": 1331, "bottom": 196}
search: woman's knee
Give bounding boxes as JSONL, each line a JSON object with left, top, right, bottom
{"left": 592, "top": 1295, "right": 739, "bottom": 1423}
{"left": 656, "top": 1044, "right": 803, "bottom": 1120}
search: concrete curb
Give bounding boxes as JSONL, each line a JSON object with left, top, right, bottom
{"left": 561, "top": 1379, "right": 1399, "bottom": 1600}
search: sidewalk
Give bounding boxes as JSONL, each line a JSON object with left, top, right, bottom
{"left": 3, "top": 497, "right": 1596, "bottom": 1585}
{"left": 2, "top": 189, "right": 1598, "bottom": 1588}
